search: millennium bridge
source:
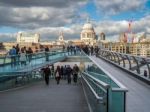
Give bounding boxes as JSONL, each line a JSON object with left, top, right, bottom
{"left": 0, "top": 49, "right": 150, "bottom": 112}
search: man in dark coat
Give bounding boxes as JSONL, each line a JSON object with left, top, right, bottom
{"left": 45, "top": 47, "right": 49, "bottom": 61}
{"left": 73, "top": 64, "right": 79, "bottom": 83}
{"left": 66, "top": 65, "right": 72, "bottom": 84}
{"left": 43, "top": 65, "right": 51, "bottom": 85}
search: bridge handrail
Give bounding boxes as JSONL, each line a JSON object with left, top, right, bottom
{"left": 87, "top": 71, "right": 128, "bottom": 92}
{"left": 82, "top": 72, "right": 110, "bottom": 89}
{"left": 1, "top": 50, "right": 66, "bottom": 65}
{"left": 82, "top": 74, "right": 102, "bottom": 100}
{"left": 87, "top": 71, "right": 109, "bottom": 78}
{"left": 81, "top": 50, "right": 128, "bottom": 91}
{"left": 92, "top": 58, "right": 128, "bottom": 91}
{"left": 100, "top": 49, "right": 150, "bottom": 60}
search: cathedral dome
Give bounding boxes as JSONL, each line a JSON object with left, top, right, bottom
{"left": 82, "top": 22, "right": 93, "bottom": 30}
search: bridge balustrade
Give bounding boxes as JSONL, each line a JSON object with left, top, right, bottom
{"left": 85, "top": 65, "right": 128, "bottom": 112}
{"left": 0, "top": 70, "right": 43, "bottom": 91}
{"left": 98, "top": 49, "right": 150, "bottom": 84}
{"left": 0, "top": 50, "right": 66, "bottom": 73}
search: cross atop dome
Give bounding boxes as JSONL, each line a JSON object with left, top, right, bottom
{"left": 86, "top": 17, "right": 90, "bottom": 23}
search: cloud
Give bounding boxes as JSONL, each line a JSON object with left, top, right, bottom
{"left": 94, "top": 15, "right": 150, "bottom": 41}
{"left": 0, "top": 0, "right": 87, "bottom": 29}
{"left": 0, "top": 33, "right": 16, "bottom": 42}
{"left": 0, "top": 0, "right": 149, "bottom": 42}
{"left": 0, "top": 6, "right": 77, "bottom": 28}
{"left": 0, "top": 0, "right": 87, "bottom": 8}
{"left": 1, "top": 15, "right": 150, "bottom": 42}
{"left": 94, "top": 0, "right": 147, "bottom": 15}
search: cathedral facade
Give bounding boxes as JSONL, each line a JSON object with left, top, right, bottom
{"left": 80, "top": 20, "right": 96, "bottom": 45}
{"left": 17, "top": 32, "right": 40, "bottom": 43}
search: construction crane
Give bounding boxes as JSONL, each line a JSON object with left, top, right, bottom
{"left": 123, "top": 19, "right": 134, "bottom": 43}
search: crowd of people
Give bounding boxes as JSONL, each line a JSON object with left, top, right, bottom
{"left": 8, "top": 44, "right": 100, "bottom": 67}
{"left": 66, "top": 45, "right": 100, "bottom": 56}
{"left": 9, "top": 44, "right": 33, "bottom": 67}
{"left": 82, "top": 45, "right": 100, "bottom": 56}
{"left": 67, "top": 45, "right": 81, "bottom": 55}
{"left": 41, "top": 64, "right": 79, "bottom": 85}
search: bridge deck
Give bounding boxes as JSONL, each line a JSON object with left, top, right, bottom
{"left": 91, "top": 56, "right": 150, "bottom": 112}
{"left": 0, "top": 80, "right": 89, "bottom": 112}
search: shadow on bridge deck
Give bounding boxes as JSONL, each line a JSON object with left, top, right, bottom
{"left": 0, "top": 79, "right": 89, "bottom": 112}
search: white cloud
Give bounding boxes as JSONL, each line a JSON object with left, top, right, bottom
{"left": 1, "top": 15, "right": 150, "bottom": 42}
{"left": 0, "top": 0, "right": 87, "bottom": 28}
{"left": 94, "top": 0, "right": 147, "bottom": 15}
{"left": 0, "top": 0, "right": 149, "bottom": 42}
{"left": 0, "top": 33, "right": 16, "bottom": 42}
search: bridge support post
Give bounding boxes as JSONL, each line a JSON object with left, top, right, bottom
{"left": 125, "top": 55, "right": 131, "bottom": 70}
{"left": 132, "top": 56, "right": 140, "bottom": 74}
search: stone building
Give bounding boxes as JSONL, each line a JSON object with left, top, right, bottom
{"left": 80, "top": 19, "right": 96, "bottom": 45}
{"left": 17, "top": 32, "right": 40, "bottom": 43}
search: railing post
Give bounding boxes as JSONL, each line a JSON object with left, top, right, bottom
{"left": 132, "top": 56, "right": 140, "bottom": 74}
{"left": 125, "top": 55, "right": 132, "bottom": 70}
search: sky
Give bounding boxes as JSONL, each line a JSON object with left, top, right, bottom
{"left": 0, "top": 0, "right": 150, "bottom": 42}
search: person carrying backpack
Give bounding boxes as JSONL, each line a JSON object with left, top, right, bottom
{"left": 73, "top": 64, "right": 79, "bottom": 83}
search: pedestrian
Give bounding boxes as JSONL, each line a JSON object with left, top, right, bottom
{"left": 63, "top": 65, "right": 67, "bottom": 80}
{"left": 20, "top": 48, "right": 26, "bottom": 66}
{"left": 51, "top": 64, "right": 54, "bottom": 78}
{"left": 70, "top": 46, "right": 73, "bottom": 55}
{"left": 55, "top": 65, "right": 61, "bottom": 84}
{"left": 45, "top": 47, "right": 49, "bottom": 61}
{"left": 90, "top": 46, "right": 93, "bottom": 55}
{"left": 15, "top": 44, "right": 20, "bottom": 65}
{"left": 73, "top": 64, "right": 79, "bottom": 83}
{"left": 84, "top": 45, "right": 89, "bottom": 55}
{"left": 43, "top": 65, "right": 51, "bottom": 85}
{"left": 62, "top": 45, "right": 65, "bottom": 52}
{"left": 67, "top": 46, "right": 70, "bottom": 55}
{"left": 60, "top": 66, "right": 64, "bottom": 79}
{"left": 66, "top": 65, "right": 72, "bottom": 84}
{"left": 27, "top": 47, "right": 33, "bottom": 63}
{"left": 74, "top": 46, "right": 76, "bottom": 55}
{"left": 15, "top": 44, "right": 20, "bottom": 55}
{"left": 9, "top": 46, "right": 16, "bottom": 67}
{"left": 144, "top": 70, "right": 147, "bottom": 77}
{"left": 95, "top": 46, "right": 99, "bottom": 57}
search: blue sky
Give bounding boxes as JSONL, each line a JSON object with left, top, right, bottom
{"left": 0, "top": 0, "right": 150, "bottom": 42}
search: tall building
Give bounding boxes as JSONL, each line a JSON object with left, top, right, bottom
{"left": 80, "top": 19, "right": 96, "bottom": 45}
{"left": 56, "top": 31, "right": 65, "bottom": 46}
{"left": 17, "top": 32, "right": 40, "bottom": 43}
{"left": 0, "top": 42, "right": 4, "bottom": 50}
{"left": 58, "top": 31, "right": 64, "bottom": 41}
{"left": 99, "top": 32, "right": 105, "bottom": 40}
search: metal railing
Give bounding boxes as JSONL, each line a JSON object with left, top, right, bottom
{"left": 0, "top": 50, "right": 67, "bottom": 73}
{"left": 0, "top": 70, "right": 43, "bottom": 91}
{"left": 81, "top": 71, "right": 128, "bottom": 112}
{"left": 81, "top": 72, "right": 110, "bottom": 112}
{"left": 81, "top": 50, "right": 128, "bottom": 112}
{"left": 98, "top": 49, "right": 150, "bottom": 84}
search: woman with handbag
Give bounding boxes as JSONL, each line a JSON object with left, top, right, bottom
{"left": 55, "top": 66, "right": 61, "bottom": 84}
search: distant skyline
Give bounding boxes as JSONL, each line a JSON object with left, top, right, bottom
{"left": 0, "top": 0, "right": 150, "bottom": 42}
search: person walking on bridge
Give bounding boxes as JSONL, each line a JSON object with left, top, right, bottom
{"left": 9, "top": 46, "right": 16, "bottom": 67}
{"left": 43, "top": 65, "right": 51, "bottom": 85}
{"left": 66, "top": 65, "right": 72, "bottom": 84}
{"left": 73, "top": 64, "right": 79, "bottom": 83}
{"left": 45, "top": 47, "right": 49, "bottom": 61}
{"left": 55, "top": 66, "right": 61, "bottom": 84}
